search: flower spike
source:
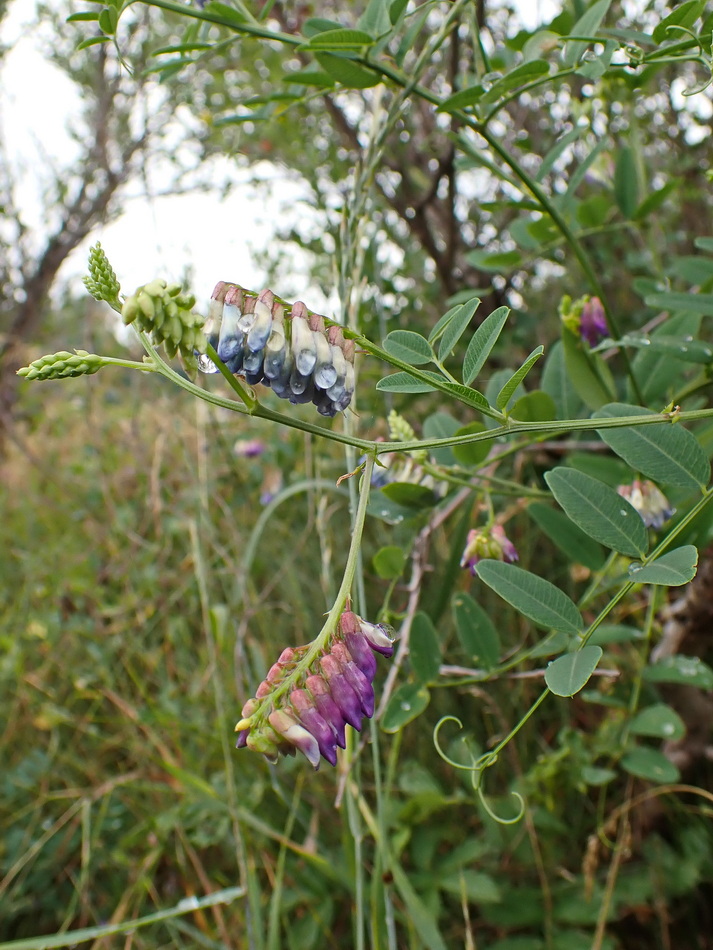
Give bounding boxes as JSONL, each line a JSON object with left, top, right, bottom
{"left": 235, "top": 609, "right": 396, "bottom": 769}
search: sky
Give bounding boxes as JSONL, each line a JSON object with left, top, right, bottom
{"left": 1, "top": 0, "right": 561, "bottom": 315}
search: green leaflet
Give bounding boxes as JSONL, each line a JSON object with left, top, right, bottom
{"left": 594, "top": 403, "right": 710, "bottom": 490}
{"left": 545, "top": 646, "right": 603, "bottom": 697}
{"left": 545, "top": 467, "right": 648, "bottom": 558}
{"left": 476, "top": 560, "right": 583, "bottom": 634}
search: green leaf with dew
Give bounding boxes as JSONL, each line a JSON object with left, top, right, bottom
{"left": 642, "top": 655, "right": 713, "bottom": 689}
{"left": 545, "top": 646, "right": 603, "bottom": 697}
{"left": 563, "top": 0, "right": 612, "bottom": 66}
{"left": 381, "top": 682, "right": 431, "bottom": 733}
{"left": 629, "top": 703, "right": 686, "bottom": 740}
{"left": 627, "top": 546, "right": 698, "bottom": 586}
{"left": 545, "top": 467, "right": 648, "bottom": 558}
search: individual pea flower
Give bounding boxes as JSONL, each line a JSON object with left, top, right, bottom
{"left": 617, "top": 479, "right": 674, "bottom": 529}
{"left": 559, "top": 294, "right": 608, "bottom": 347}
{"left": 234, "top": 609, "right": 396, "bottom": 769}
{"left": 461, "top": 523, "right": 519, "bottom": 576}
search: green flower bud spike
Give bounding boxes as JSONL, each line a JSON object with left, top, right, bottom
{"left": 83, "top": 243, "right": 121, "bottom": 309}
{"left": 17, "top": 350, "right": 104, "bottom": 381}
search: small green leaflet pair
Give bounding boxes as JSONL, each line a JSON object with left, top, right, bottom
{"left": 377, "top": 298, "right": 542, "bottom": 414}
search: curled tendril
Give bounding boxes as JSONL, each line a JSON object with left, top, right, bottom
{"left": 472, "top": 767, "right": 526, "bottom": 825}
{"left": 433, "top": 716, "right": 480, "bottom": 771}
{"left": 432, "top": 716, "right": 525, "bottom": 826}
{"left": 664, "top": 24, "right": 704, "bottom": 55}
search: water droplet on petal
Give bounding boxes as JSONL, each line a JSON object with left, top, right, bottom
{"left": 197, "top": 353, "right": 219, "bottom": 374}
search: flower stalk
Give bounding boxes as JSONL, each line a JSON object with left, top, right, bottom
{"left": 234, "top": 453, "right": 397, "bottom": 768}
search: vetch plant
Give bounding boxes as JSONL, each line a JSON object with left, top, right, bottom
{"left": 12, "top": 1, "right": 713, "bottom": 947}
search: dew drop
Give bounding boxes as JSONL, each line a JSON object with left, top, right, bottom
{"left": 401, "top": 702, "right": 412, "bottom": 712}
{"left": 197, "top": 353, "right": 219, "bottom": 374}
{"left": 662, "top": 723, "right": 675, "bottom": 736}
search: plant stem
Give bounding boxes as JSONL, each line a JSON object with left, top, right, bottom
{"left": 240, "top": 453, "right": 376, "bottom": 726}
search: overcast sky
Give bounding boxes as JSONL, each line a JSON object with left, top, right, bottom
{"left": 1, "top": 0, "right": 560, "bottom": 313}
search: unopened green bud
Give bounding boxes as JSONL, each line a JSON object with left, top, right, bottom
{"left": 83, "top": 243, "right": 121, "bottom": 307}
{"left": 17, "top": 350, "right": 104, "bottom": 382}
{"left": 121, "top": 279, "right": 207, "bottom": 361}
{"left": 387, "top": 410, "right": 427, "bottom": 461}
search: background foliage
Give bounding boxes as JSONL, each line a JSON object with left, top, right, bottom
{"left": 3, "top": 1, "right": 713, "bottom": 949}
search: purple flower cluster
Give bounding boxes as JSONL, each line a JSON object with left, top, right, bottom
{"left": 461, "top": 524, "right": 518, "bottom": 576}
{"left": 235, "top": 611, "right": 395, "bottom": 769}
{"left": 199, "top": 283, "right": 355, "bottom": 417}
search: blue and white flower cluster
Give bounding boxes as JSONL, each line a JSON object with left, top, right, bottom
{"left": 200, "top": 283, "right": 355, "bottom": 417}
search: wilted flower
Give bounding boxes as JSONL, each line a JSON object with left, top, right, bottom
{"left": 201, "top": 282, "right": 355, "bottom": 416}
{"left": 461, "top": 523, "right": 518, "bottom": 576}
{"left": 617, "top": 479, "right": 674, "bottom": 529}
{"left": 235, "top": 610, "right": 396, "bottom": 769}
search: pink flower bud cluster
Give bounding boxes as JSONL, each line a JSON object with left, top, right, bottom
{"left": 461, "top": 523, "right": 518, "bottom": 576}
{"left": 235, "top": 611, "right": 395, "bottom": 769}
{"left": 199, "top": 283, "right": 355, "bottom": 417}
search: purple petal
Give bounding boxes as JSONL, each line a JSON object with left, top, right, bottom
{"left": 305, "top": 675, "right": 347, "bottom": 747}
{"left": 290, "top": 690, "right": 338, "bottom": 766}
{"left": 331, "top": 643, "right": 375, "bottom": 718}
{"left": 344, "top": 631, "right": 377, "bottom": 680}
{"left": 235, "top": 729, "right": 249, "bottom": 749}
{"left": 268, "top": 710, "right": 321, "bottom": 769}
{"left": 320, "top": 655, "right": 363, "bottom": 730}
